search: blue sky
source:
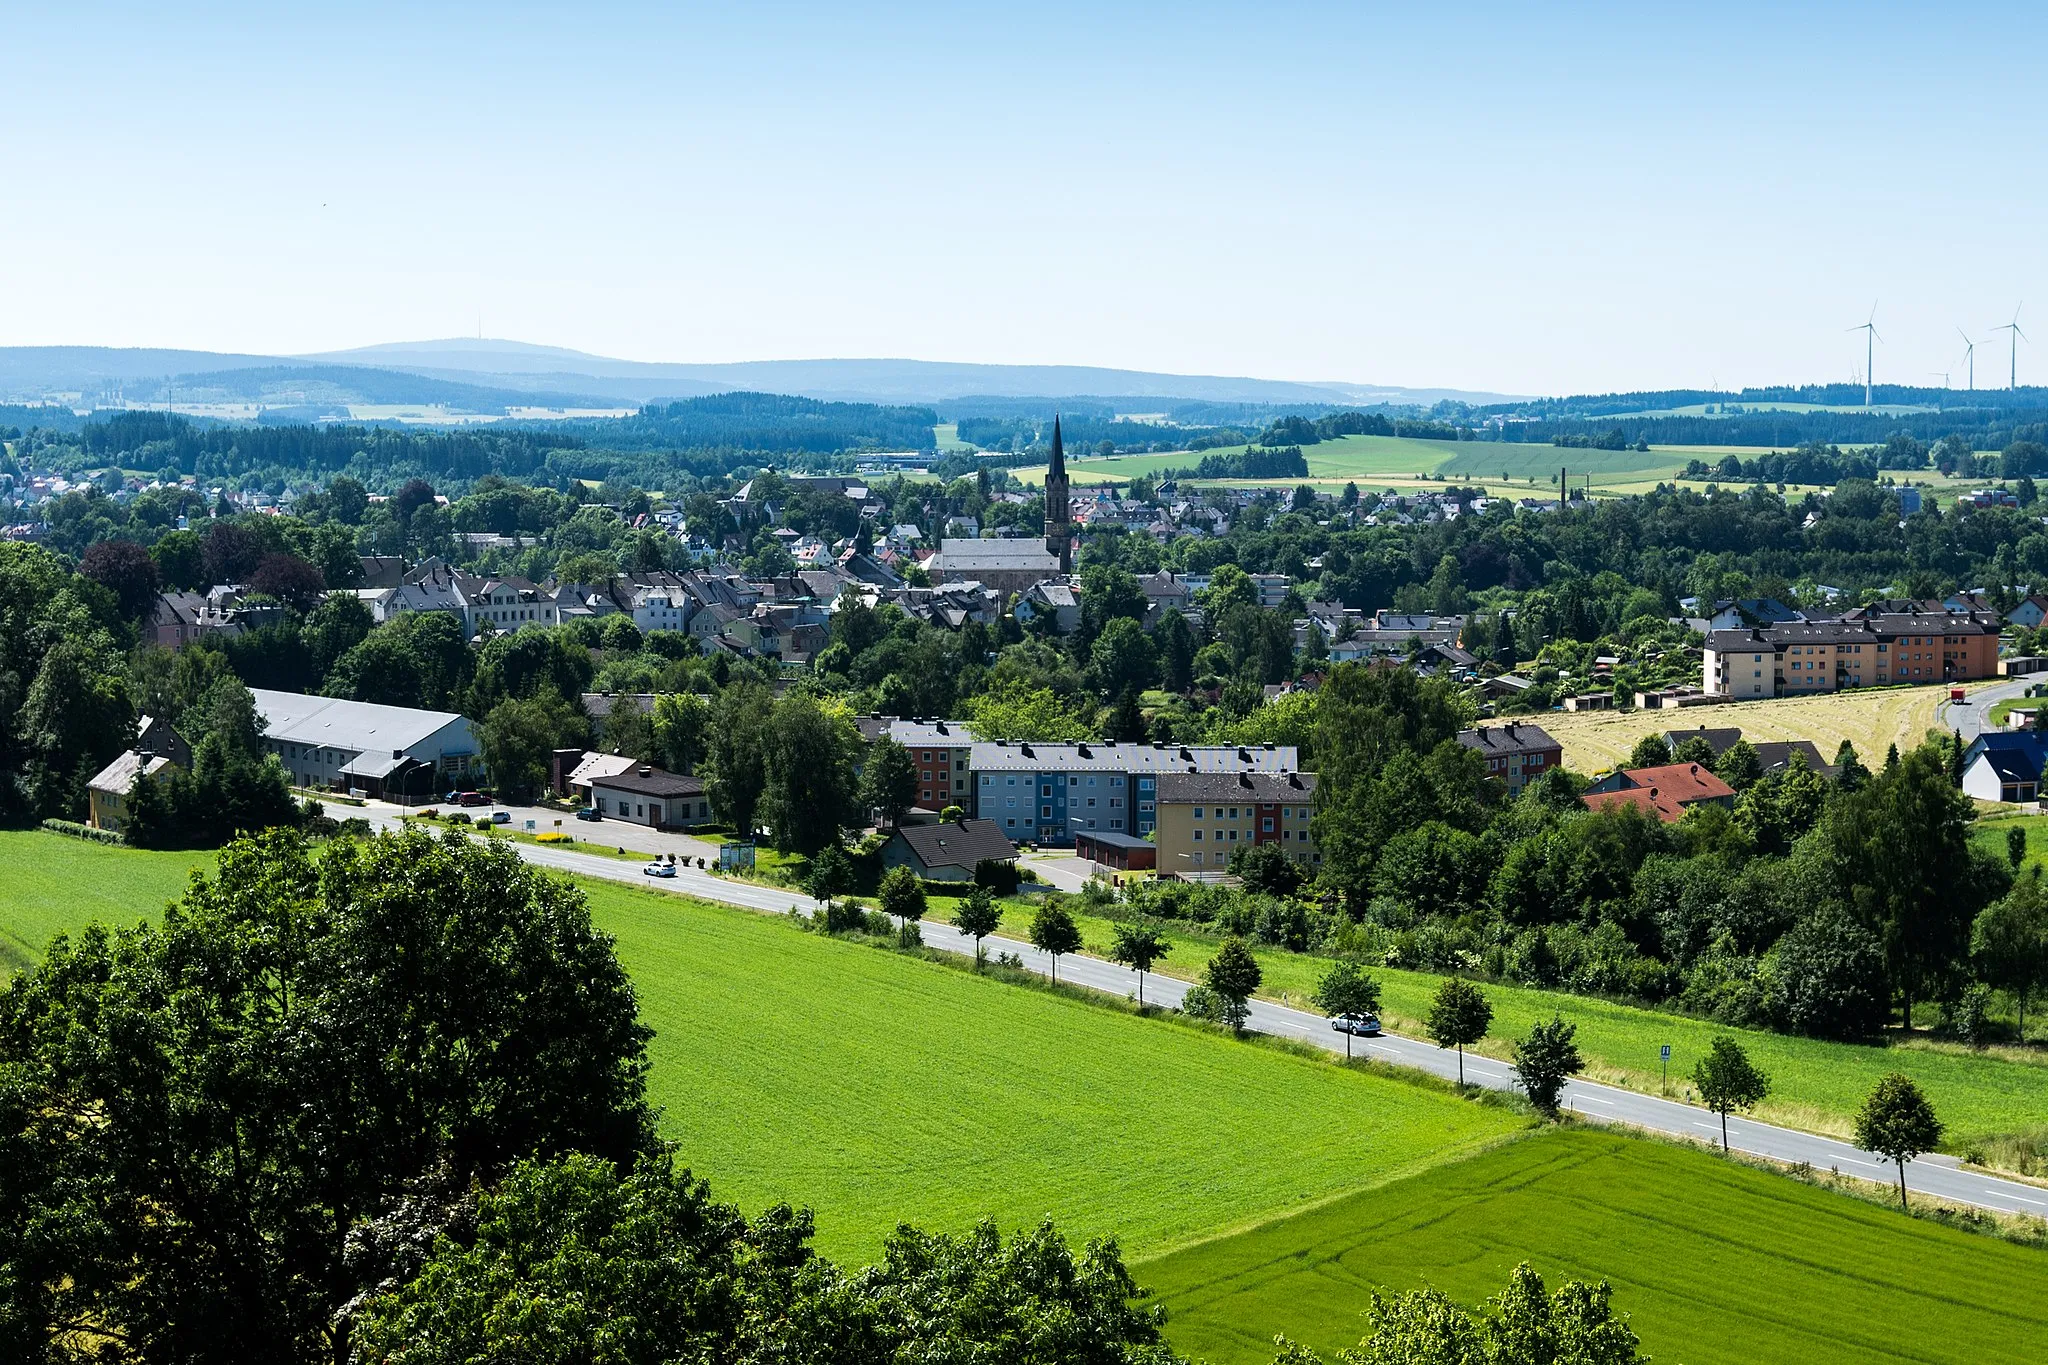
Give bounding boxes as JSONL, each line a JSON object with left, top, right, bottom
{"left": 4, "top": 2, "right": 2043, "bottom": 395}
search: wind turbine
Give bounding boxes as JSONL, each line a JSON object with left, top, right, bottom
{"left": 1931, "top": 371, "right": 1950, "bottom": 390}
{"left": 1958, "top": 328, "right": 1977, "bottom": 391}
{"left": 1848, "top": 304, "right": 1880, "bottom": 406}
{"left": 1993, "top": 306, "right": 2027, "bottom": 389}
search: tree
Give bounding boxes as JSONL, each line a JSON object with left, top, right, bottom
{"left": 0, "top": 829, "right": 653, "bottom": 1364}
{"left": 953, "top": 887, "right": 1003, "bottom": 966}
{"left": 1030, "top": 902, "right": 1083, "bottom": 983}
{"left": 1854, "top": 1073, "right": 1944, "bottom": 1211}
{"left": 477, "top": 693, "right": 589, "bottom": 802}
{"left": 1304, "top": 1262, "right": 1645, "bottom": 1365}
{"left": 1671, "top": 733, "right": 1717, "bottom": 767}
{"left": 1203, "top": 935, "right": 1263, "bottom": 1034}
{"left": 1692, "top": 1036, "right": 1770, "bottom": 1152}
{"left": 77, "top": 537, "right": 159, "bottom": 620}
{"left": 2009, "top": 824, "right": 2029, "bottom": 869}
{"left": 355, "top": 1161, "right": 1187, "bottom": 1365}
{"left": 860, "top": 736, "right": 918, "bottom": 829}
{"left": 806, "top": 844, "right": 853, "bottom": 903}
{"left": 1230, "top": 840, "right": 1306, "bottom": 898}
{"left": 248, "top": 551, "right": 327, "bottom": 611}
{"left": 1512, "top": 1014, "right": 1585, "bottom": 1118}
{"left": 651, "top": 691, "right": 711, "bottom": 775}
{"left": 1313, "top": 960, "right": 1382, "bottom": 1058}
{"left": 878, "top": 865, "right": 928, "bottom": 932}
{"left": 1426, "top": 976, "right": 1493, "bottom": 1085}
{"left": 1714, "top": 739, "right": 1762, "bottom": 792}
{"left": 705, "top": 683, "right": 772, "bottom": 837}
{"left": 1834, "top": 740, "right": 1870, "bottom": 792}
{"left": 762, "top": 693, "right": 859, "bottom": 855}
{"left": 1156, "top": 609, "right": 1196, "bottom": 693}
{"left": 1106, "top": 686, "right": 1147, "bottom": 743}
{"left": 1627, "top": 734, "right": 1672, "bottom": 769}
{"left": 1109, "top": 921, "right": 1170, "bottom": 1004}
{"left": 1972, "top": 872, "right": 2048, "bottom": 1039}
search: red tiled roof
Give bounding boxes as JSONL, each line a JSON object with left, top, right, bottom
{"left": 1581, "top": 763, "right": 1734, "bottom": 823}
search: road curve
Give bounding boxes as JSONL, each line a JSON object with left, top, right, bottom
{"left": 332, "top": 802, "right": 2048, "bottom": 1220}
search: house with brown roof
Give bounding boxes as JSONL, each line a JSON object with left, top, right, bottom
{"left": 587, "top": 766, "right": 715, "bottom": 829}
{"left": 1581, "top": 763, "right": 1735, "bottom": 823}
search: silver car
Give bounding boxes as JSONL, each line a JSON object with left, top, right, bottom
{"left": 1330, "top": 1012, "right": 1381, "bottom": 1037}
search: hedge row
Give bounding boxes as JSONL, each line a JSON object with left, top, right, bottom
{"left": 40, "top": 818, "right": 122, "bottom": 845}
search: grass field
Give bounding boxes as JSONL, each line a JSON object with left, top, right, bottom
{"left": 0, "top": 833, "right": 1521, "bottom": 1260}
{"left": 579, "top": 878, "right": 1522, "bottom": 1258}
{"left": 1140, "top": 1127, "right": 2048, "bottom": 1365}
{"left": 0, "top": 831, "right": 209, "bottom": 975}
{"left": 1040, "top": 901, "right": 2048, "bottom": 1152}
{"left": 1534, "top": 683, "right": 1965, "bottom": 772}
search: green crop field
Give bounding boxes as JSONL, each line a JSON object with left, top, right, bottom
{"left": 0, "top": 833, "right": 1520, "bottom": 1260}
{"left": 579, "top": 877, "right": 1520, "bottom": 1257}
{"left": 0, "top": 831, "right": 209, "bottom": 976}
{"left": 1140, "top": 1128, "right": 2048, "bottom": 1365}
{"left": 1043, "top": 903, "right": 2048, "bottom": 1153}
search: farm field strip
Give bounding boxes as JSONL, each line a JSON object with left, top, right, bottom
{"left": 1040, "top": 900, "right": 2048, "bottom": 1150}
{"left": 1140, "top": 1128, "right": 2048, "bottom": 1365}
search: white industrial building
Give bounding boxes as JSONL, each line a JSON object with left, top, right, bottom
{"left": 251, "top": 689, "right": 479, "bottom": 800}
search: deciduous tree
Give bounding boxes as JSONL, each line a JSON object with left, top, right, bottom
{"left": 1426, "top": 976, "right": 1493, "bottom": 1085}
{"left": 953, "top": 887, "right": 1003, "bottom": 966}
{"left": 1512, "top": 1013, "right": 1585, "bottom": 1117}
{"left": 1692, "top": 1036, "right": 1770, "bottom": 1151}
{"left": 1855, "top": 1073, "right": 1943, "bottom": 1210}
{"left": 1030, "top": 903, "right": 1083, "bottom": 983}
{"left": 1109, "top": 921, "right": 1170, "bottom": 1004}
{"left": 1203, "top": 935, "right": 1263, "bottom": 1033}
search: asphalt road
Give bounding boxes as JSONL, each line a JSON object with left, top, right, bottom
{"left": 332, "top": 799, "right": 2048, "bottom": 1221}
{"left": 1938, "top": 674, "right": 2034, "bottom": 742}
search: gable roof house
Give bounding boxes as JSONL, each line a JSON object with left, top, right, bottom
{"left": 1581, "top": 763, "right": 1736, "bottom": 822}
{"left": 880, "top": 818, "right": 1020, "bottom": 882}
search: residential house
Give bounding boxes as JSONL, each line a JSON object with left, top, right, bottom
{"left": 1659, "top": 725, "right": 1835, "bottom": 779}
{"left": 1704, "top": 609, "right": 2000, "bottom": 697}
{"left": 1581, "top": 763, "right": 1735, "bottom": 822}
{"left": 587, "top": 766, "right": 715, "bottom": 827}
{"left": 879, "top": 818, "right": 1018, "bottom": 882}
{"left": 144, "top": 590, "right": 245, "bottom": 649}
{"left": 86, "top": 715, "right": 192, "bottom": 833}
{"left": 970, "top": 740, "right": 1301, "bottom": 846}
{"left": 926, "top": 538, "right": 1061, "bottom": 593}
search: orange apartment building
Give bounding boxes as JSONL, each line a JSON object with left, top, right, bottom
{"left": 1704, "top": 609, "right": 1999, "bottom": 699}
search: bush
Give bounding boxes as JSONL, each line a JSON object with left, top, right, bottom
{"left": 535, "top": 831, "right": 574, "bottom": 844}
{"left": 973, "top": 857, "right": 1020, "bottom": 896}
{"left": 1179, "top": 983, "right": 1225, "bottom": 1023}
{"left": 40, "top": 818, "right": 121, "bottom": 845}
{"left": 444, "top": 811, "right": 472, "bottom": 826}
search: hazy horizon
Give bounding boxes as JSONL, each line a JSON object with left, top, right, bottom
{"left": 6, "top": 3, "right": 2044, "bottom": 396}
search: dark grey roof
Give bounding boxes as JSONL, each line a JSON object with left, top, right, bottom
{"left": 1154, "top": 771, "right": 1317, "bottom": 803}
{"left": 891, "top": 819, "right": 1017, "bottom": 870}
{"left": 589, "top": 767, "right": 705, "bottom": 799}
{"left": 1074, "top": 830, "right": 1155, "bottom": 850}
{"left": 1457, "top": 723, "right": 1560, "bottom": 757}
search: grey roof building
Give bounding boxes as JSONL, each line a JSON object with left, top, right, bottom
{"left": 251, "top": 689, "right": 477, "bottom": 797}
{"left": 880, "top": 818, "right": 1019, "bottom": 881}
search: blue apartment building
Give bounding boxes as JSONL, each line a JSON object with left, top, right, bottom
{"left": 968, "top": 740, "right": 1301, "bottom": 846}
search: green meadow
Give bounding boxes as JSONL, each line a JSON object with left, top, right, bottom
{"left": 0, "top": 831, "right": 209, "bottom": 975}
{"left": 1141, "top": 1127, "right": 2048, "bottom": 1365}
{"left": 0, "top": 833, "right": 1519, "bottom": 1260}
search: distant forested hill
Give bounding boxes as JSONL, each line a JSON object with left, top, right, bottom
{"left": 558, "top": 392, "right": 936, "bottom": 453}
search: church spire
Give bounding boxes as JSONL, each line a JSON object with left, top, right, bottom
{"left": 1043, "top": 412, "right": 1072, "bottom": 572}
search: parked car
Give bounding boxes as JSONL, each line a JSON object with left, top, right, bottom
{"left": 1330, "top": 1012, "right": 1381, "bottom": 1037}
{"left": 575, "top": 807, "right": 602, "bottom": 822}
{"left": 456, "top": 791, "right": 490, "bottom": 807}
{"left": 642, "top": 859, "right": 677, "bottom": 878}
{"left": 490, "top": 810, "right": 511, "bottom": 824}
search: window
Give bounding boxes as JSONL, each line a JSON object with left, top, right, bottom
{"left": 1193, "top": 807, "right": 1204, "bottom": 818}
{"left": 1193, "top": 830, "right": 1203, "bottom": 841}
{"left": 1086, "top": 797, "right": 1096, "bottom": 807}
{"left": 1006, "top": 797, "right": 1016, "bottom": 808}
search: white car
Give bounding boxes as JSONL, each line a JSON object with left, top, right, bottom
{"left": 642, "top": 860, "right": 677, "bottom": 879}
{"left": 1330, "top": 1012, "right": 1381, "bottom": 1037}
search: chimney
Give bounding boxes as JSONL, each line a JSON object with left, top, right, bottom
{"left": 640, "top": 765, "right": 653, "bottom": 777}
{"left": 1238, "top": 772, "right": 1253, "bottom": 788}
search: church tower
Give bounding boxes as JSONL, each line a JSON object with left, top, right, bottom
{"left": 1043, "top": 413, "right": 1072, "bottom": 572}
